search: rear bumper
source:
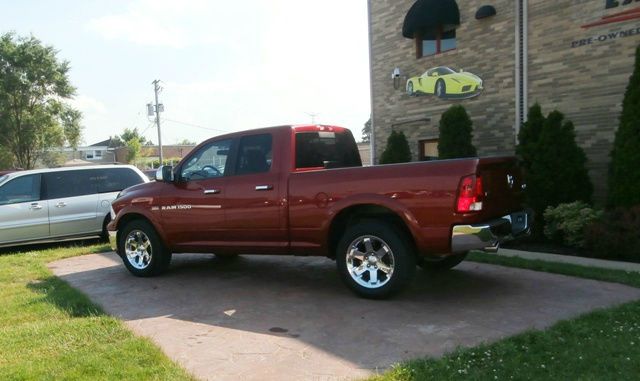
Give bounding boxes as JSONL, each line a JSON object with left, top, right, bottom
{"left": 108, "top": 230, "right": 118, "bottom": 252}
{"left": 451, "top": 210, "right": 532, "bottom": 253}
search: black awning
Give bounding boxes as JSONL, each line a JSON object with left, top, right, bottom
{"left": 402, "top": 0, "right": 460, "bottom": 39}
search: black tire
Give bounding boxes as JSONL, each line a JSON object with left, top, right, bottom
{"left": 407, "top": 81, "right": 414, "bottom": 96}
{"left": 436, "top": 80, "right": 446, "bottom": 98}
{"left": 336, "top": 220, "right": 416, "bottom": 299}
{"left": 419, "top": 252, "right": 468, "bottom": 272}
{"left": 100, "top": 215, "right": 111, "bottom": 242}
{"left": 118, "top": 219, "right": 172, "bottom": 277}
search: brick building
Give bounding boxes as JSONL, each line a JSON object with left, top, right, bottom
{"left": 368, "top": 0, "right": 640, "bottom": 200}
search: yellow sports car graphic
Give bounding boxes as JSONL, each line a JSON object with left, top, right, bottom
{"left": 406, "top": 66, "right": 483, "bottom": 100}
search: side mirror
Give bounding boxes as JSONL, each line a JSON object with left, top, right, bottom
{"left": 156, "top": 165, "right": 174, "bottom": 183}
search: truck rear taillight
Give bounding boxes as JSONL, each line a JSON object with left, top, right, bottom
{"left": 456, "top": 175, "right": 483, "bottom": 213}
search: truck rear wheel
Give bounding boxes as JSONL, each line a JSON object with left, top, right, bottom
{"left": 336, "top": 220, "right": 416, "bottom": 299}
{"left": 419, "top": 252, "right": 468, "bottom": 272}
{"left": 119, "top": 220, "right": 172, "bottom": 277}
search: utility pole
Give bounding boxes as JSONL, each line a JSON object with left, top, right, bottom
{"left": 152, "top": 79, "right": 164, "bottom": 165}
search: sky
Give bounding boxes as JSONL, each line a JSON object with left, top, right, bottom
{"left": 0, "top": 0, "right": 371, "bottom": 145}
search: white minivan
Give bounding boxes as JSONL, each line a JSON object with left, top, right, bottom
{"left": 0, "top": 165, "right": 147, "bottom": 247}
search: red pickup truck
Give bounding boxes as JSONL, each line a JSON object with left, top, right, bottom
{"left": 108, "top": 125, "right": 530, "bottom": 298}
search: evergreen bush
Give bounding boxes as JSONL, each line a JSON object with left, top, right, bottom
{"left": 438, "top": 105, "right": 477, "bottom": 159}
{"left": 519, "top": 109, "right": 593, "bottom": 237}
{"left": 380, "top": 130, "right": 411, "bottom": 164}
{"left": 609, "top": 45, "right": 640, "bottom": 207}
{"left": 516, "top": 103, "right": 545, "bottom": 172}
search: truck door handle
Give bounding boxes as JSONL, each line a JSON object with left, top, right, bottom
{"left": 255, "top": 185, "right": 273, "bottom": 191}
{"left": 29, "top": 203, "right": 43, "bottom": 210}
{"left": 55, "top": 202, "right": 67, "bottom": 208}
{"left": 203, "top": 189, "right": 220, "bottom": 195}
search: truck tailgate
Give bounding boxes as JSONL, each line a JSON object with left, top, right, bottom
{"left": 477, "top": 157, "right": 525, "bottom": 220}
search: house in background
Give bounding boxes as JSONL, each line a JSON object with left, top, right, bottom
{"left": 60, "top": 138, "right": 117, "bottom": 164}
{"left": 114, "top": 144, "right": 197, "bottom": 168}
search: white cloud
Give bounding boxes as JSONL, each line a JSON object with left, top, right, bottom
{"left": 67, "top": 94, "right": 107, "bottom": 115}
{"left": 87, "top": 0, "right": 262, "bottom": 48}
{"left": 81, "top": 0, "right": 370, "bottom": 145}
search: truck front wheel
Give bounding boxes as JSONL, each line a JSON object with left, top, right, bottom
{"left": 119, "top": 220, "right": 172, "bottom": 277}
{"left": 336, "top": 220, "right": 416, "bottom": 299}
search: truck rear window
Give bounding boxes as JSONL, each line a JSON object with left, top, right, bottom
{"left": 295, "top": 131, "right": 362, "bottom": 170}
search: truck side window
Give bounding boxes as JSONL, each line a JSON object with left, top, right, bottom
{"left": 0, "top": 175, "right": 41, "bottom": 206}
{"left": 235, "top": 134, "right": 272, "bottom": 175}
{"left": 181, "top": 139, "right": 232, "bottom": 181}
{"left": 295, "top": 131, "right": 362, "bottom": 170}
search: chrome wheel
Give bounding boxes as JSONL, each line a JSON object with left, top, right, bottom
{"left": 124, "top": 229, "right": 153, "bottom": 270}
{"left": 346, "top": 235, "right": 395, "bottom": 289}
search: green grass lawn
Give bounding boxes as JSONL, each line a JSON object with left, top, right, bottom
{"left": 0, "top": 242, "right": 194, "bottom": 381}
{"left": 370, "top": 252, "right": 640, "bottom": 380}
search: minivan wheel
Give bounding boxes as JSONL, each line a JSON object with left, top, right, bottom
{"left": 336, "top": 220, "right": 416, "bottom": 299}
{"left": 119, "top": 220, "right": 171, "bottom": 277}
{"left": 100, "top": 215, "right": 111, "bottom": 242}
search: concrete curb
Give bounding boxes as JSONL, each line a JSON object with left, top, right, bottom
{"left": 496, "top": 248, "right": 640, "bottom": 273}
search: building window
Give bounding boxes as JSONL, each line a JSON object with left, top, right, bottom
{"left": 95, "top": 150, "right": 102, "bottom": 158}
{"left": 85, "top": 151, "right": 94, "bottom": 160}
{"left": 419, "top": 139, "right": 439, "bottom": 161}
{"left": 416, "top": 27, "right": 456, "bottom": 58}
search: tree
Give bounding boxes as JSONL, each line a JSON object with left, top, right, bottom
{"left": 525, "top": 110, "right": 593, "bottom": 236}
{"left": 609, "top": 44, "right": 640, "bottom": 207}
{"left": 108, "top": 135, "right": 124, "bottom": 148}
{"left": 120, "top": 128, "right": 147, "bottom": 145}
{"left": 0, "top": 33, "right": 81, "bottom": 169}
{"left": 61, "top": 108, "right": 82, "bottom": 159}
{"left": 177, "top": 138, "right": 196, "bottom": 145}
{"left": 0, "top": 146, "right": 14, "bottom": 169}
{"left": 380, "top": 130, "right": 411, "bottom": 164}
{"left": 438, "top": 105, "right": 477, "bottom": 159}
{"left": 516, "top": 103, "right": 545, "bottom": 172}
{"left": 126, "top": 137, "right": 141, "bottom": 164}
{"left": 361, "top": 118, "right": 371, "bottom": 143}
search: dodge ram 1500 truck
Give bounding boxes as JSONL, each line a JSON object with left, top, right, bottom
{"left": 108, "top": 124, "right": 530, "bottom": 298}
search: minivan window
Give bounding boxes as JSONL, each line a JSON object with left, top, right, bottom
{"left": 0, "top": 174, "right": 41, "bottom": 206}
{"left": 95, "top": 168, "right": 143, "bottom": 193}
{"left": 295, "top": 131, "right": 362, "bottom": 169}
{"left": 44, "top": 171, "right": 97, "bottom": 199}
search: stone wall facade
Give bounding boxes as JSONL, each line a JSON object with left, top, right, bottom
{"left": 369, "top": 0, "right": 640, "bottom": 201}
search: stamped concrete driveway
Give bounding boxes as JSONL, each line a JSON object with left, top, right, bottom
{"left": 50, "top": 252, "right": 640, "bottom": 381}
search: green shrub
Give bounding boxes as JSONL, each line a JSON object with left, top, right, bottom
{"left": 380, "top": 130, "right": 411, "bottom": 164}
{"left": 438, "top": 105, "right": 477, "bottom": 159}
{"left": 516, "top": 103, "right": 545, "bottom": 172}
{"left": 544, "top": 202, "right": 602, "bottom": 248}
{"left": 585, "top": 206, "right": 640, "bottom": 263}
{"left": 517, "top": 108, "right": 593, "bottom": 238}
{"left": 149, "top": 157, "right": 182, "bottom": 169}
{"left": 609, "top": 45, "right": 640, "bottom": 207}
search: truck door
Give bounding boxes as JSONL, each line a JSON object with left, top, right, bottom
{"left": 223, "top": 133, "right": 288, "bottom": 253}
{"left": 162, "top": 139, "right": 232, "bottom": 248}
